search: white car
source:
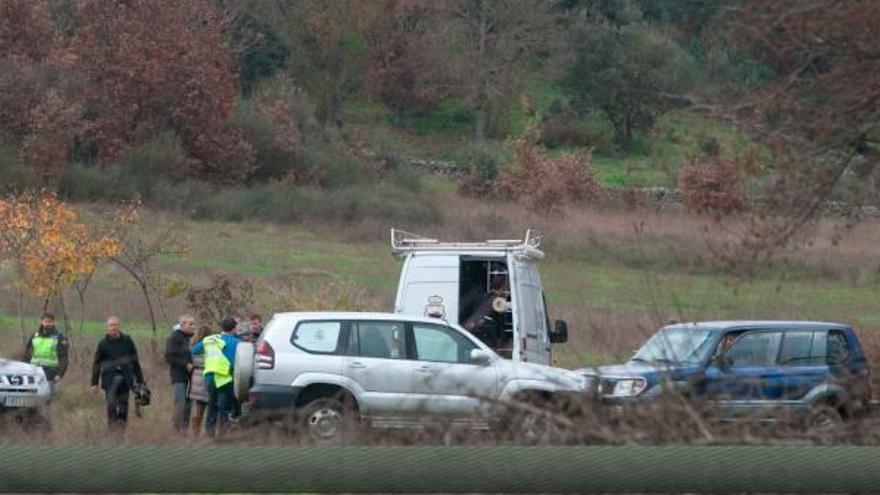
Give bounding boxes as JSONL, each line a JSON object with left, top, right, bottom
{"left": 0, "top": 353, "right": 51, "bottom": 422}
{"left": 235, "top": 312, "right": 588, "bottom": 443}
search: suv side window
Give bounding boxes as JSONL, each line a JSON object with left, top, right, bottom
{"left": 778, "top": 331, "right": 816, "bottom": 366}
{"left": 827, "top": 330, "right": 851, "bottom": 365}
{"left": 412, "top": 324, "right": 477, "bottom": 364}
{"left": 292, "top": 321, "right": 343, "bottom": 354}
{"left": 355, "top": 321, "right": 406, "bottom": 359}
{"left": 725, "top": 331, "right": 783, "bottom": 367}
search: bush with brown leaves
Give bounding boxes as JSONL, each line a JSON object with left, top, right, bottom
{"left": 678, "top": 155, "right": 745, "bottom": 216}
{"left": 495, "top": 131, "right": 599, "bottom": 213}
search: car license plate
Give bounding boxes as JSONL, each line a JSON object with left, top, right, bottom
{"left": 4, "top": 397, "right": 30, "bottom": 407}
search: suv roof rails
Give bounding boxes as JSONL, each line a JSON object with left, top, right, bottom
{"left": 390, "top": 228, "right": 544, "bottom": 260}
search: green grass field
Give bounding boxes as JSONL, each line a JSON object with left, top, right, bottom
{"left": 3, "top": 211, "right": 879, "bottom": 369}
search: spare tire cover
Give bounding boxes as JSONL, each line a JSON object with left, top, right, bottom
{"left": 234, "top": 342, "right": 255, "bottom": 401}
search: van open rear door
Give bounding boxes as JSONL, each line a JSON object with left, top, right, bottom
{"left": 509, "top": 256, "right": 550, "bottom": 364}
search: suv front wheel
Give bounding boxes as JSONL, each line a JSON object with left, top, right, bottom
{"left": 494, "top": 395, "right": 563, "bottom": 444}
{"left": 808, "top": 404, "right": 844, "bottom": 432}
{"left": 299, "top": 397, "right": 356, "bottom": 444}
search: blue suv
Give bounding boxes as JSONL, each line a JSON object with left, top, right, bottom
{"left": 578, "top": 321, "right": 873, "bottom": 428}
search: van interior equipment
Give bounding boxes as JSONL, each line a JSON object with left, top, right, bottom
{"left": 391, "top": 229, "right": 566, "bottom": 364}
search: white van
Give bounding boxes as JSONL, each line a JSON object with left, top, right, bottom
{"left": 391, "top": 229, "right": 568, "bottom": 365}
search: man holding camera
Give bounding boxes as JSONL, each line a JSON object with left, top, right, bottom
{"left": 90, "top": 316, "right": 146, "bottom": 431}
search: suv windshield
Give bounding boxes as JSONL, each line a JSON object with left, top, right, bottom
{"left": 632, "top": 327, "right": 714, "bottom": 365}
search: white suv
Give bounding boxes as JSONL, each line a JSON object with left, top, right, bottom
{"left": 0, "top": 353, "right": 51, "bottom": 423}
{"left": 236, "top": 312, "right": 587, "bottom": 442}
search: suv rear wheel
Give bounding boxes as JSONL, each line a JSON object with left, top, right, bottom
{"left": 299, "top": 397, "right": 356, "bottom": 444}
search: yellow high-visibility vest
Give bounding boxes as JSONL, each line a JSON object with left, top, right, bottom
{"left": 31, "top": 334, "right": 59, "bottom": 367}
{"left": 203, "top": 334, "right": 232, "bottom": 387}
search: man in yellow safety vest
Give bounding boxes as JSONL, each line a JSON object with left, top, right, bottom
{"left": 24, "top": 312, "right": 69, "bottom": 395}
{"left": 192, "top": 317, "right": 239, "bottom": 437}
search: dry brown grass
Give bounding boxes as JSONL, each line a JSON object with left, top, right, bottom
{"left": 4, "top": 327, "right": 880, "bottom": 447}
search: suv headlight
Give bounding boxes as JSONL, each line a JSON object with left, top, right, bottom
{"left": 36, "top": 370, "right": 47, "bottom": 384}
{"left": 611, "top": 378, "right": 647, "bottom": 397}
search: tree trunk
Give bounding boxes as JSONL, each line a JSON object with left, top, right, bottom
{"left": 76, "top": 282, "right": 89, "bottom": 341}
{"left": 608, "top": 108, "right": 633, "bottom": 152}
{"left": 139, "top": 280, "right": 158, "bottom": 339}
{"left": 56, "top": 291, "right": 75, "bottom": 365}
{"left": 474, "top": 0, "right": 489, "bottom": 143}
{"left": 17, "top": 289, "right": 25, "bottom": 342}
{"left": 57, "top": 291, "right": 71, "bottom": 335}
{"left": 111, "top": 258, "right": 158, "bottom": 339}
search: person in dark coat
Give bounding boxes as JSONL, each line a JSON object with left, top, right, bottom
{"left": 165, "top": 315, "right": 195, "bottom": 432}
{"left": 90, "top": 316, "right": 145, "bottom": 431}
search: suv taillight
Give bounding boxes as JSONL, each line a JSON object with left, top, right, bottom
{"left": 256, "top": 340, "right": 275, "bottom": 369}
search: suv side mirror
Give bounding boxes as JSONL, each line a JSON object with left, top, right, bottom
{"left": 550, "top": 320, "right": 568, "bottom": 344}
{"left": 470, "top": 349, "right": 492, "bottom": 366}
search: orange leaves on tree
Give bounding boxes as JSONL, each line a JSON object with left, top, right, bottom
{"left": 0, "top": 191, "right": 121, "bottom": 298}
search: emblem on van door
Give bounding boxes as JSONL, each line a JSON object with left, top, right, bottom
{"left": 425, "top": 295, "right": 446, "bottom": 319}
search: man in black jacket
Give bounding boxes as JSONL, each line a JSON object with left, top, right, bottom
{"left": 90, "top": 316, "right": 145, "bottom": 431}
{"left": 165, "top": 314, "right": 194, "bottom": 432}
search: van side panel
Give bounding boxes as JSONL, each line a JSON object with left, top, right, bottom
{"left": 395, "top": 254, "right": 460, "bottom": 323}
{"left": 510, "top": 257, "right": 550, "bottom": 365}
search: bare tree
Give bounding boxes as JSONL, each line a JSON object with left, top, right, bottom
{"left": 97, "top": 203, "right": 188, "bottom": 338}
{"left": 436, "top": 0, "right": 560, "bottom": 142}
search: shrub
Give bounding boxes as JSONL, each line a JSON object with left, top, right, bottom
{"left": 188, "top": 182, "right": 438, "bottom": 226}
{"left": 185, "top": 274, "right": 255, "bottom": 331}
{"left": 114, "top": 132, "right": 189, "bottom": 199}
{"left": 678, "top": 155, "right": 745, "bottom": 215}
{"left": 540, "top": 113, "right": 594, "bottom": 149}
{"left": 495, "top": 129, "right": 599, "bottom": 213}
{"left": 59, "top": 133, "right": 191, "bottom": 202}
{"left": 58, "top": 163, "right": 118, "bottom": 202}
{"left": 458, "top": 148, "right": 500, "bottom": 198}
{"left": 0, "top": 143, "right": 39, "bottom": 191}
{"left": 235, "top": 78, "right": 322, "bottom": 183}
{"left": 236, "top": 77, "right": 369, "bottom": 189}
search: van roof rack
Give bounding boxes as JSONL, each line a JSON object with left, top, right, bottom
{"left": 390, "top": 229, "right": 544, "bottom": 259}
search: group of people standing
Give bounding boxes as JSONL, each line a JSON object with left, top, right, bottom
{"left": 164, "top": 313, "right": 263, "bottom": 436}
{"left": 21, "top": 311, "right": 263, "bottom": 436}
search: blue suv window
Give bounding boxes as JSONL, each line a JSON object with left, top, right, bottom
{"left": 726, "top": 332, "right": 782, "bottom": 367}
{"left": 827, "top": 330, "right": 850, "bottom": 365}
{"left": 778, "top": 331, "right": 817, "bottom": 366}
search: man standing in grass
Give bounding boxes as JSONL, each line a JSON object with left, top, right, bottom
{"left": 165, "top": 314, "right": 195, "bottom": 432}
{"left": 24, "top": 312, "right": 69, "bottom": 396}
{"left": 192, "top": 317, "right": 239, "bottom": 437}
{"left": 90, "top": 316, "right": 146, "bottom": 431}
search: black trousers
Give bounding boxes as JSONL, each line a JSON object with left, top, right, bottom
{"left": 105, "top": 374, "right": 130, "bottom": 430}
